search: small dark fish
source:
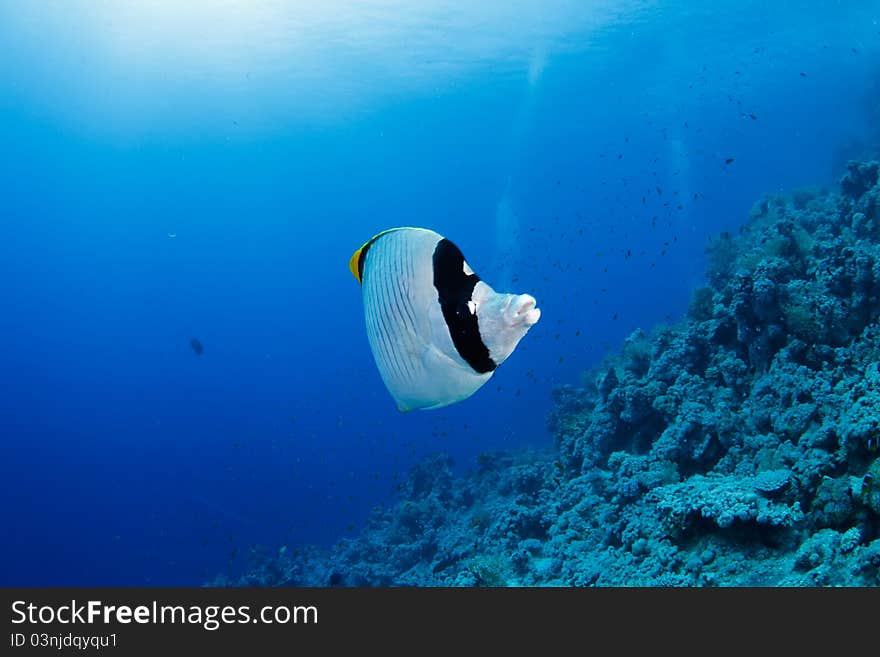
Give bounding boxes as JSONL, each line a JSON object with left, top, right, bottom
{"left": 725, "top": 157, "right": 735, "bottom": 164}
{"left": 190, "top": 337, "right": 204, "bottom": 355}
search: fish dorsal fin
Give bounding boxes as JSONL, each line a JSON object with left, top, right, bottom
{"left": 348, "top": 227, "right": 435, "bottom": 284}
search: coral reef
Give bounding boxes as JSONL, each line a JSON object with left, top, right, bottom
{"left": 214, "top": 161, "right": 880, "bottom": 586}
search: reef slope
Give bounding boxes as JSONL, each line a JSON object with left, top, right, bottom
{"left": 217, "top": 161, "right": 880, "bottom": 586}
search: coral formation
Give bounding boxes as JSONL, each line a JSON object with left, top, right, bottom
{"left": 214, "top": 161, "right": 880, "bottom": 586}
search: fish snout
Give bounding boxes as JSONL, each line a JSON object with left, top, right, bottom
{"left": 509, "top": 294, "right": 541, "bottom": 327}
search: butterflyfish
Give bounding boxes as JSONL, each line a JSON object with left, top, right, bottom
{"left": 350, "top": 227, "right": 540, "bottom": 412}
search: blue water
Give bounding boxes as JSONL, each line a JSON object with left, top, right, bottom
{"left": 1, "top": 1, "right": 878, "bottom": 585}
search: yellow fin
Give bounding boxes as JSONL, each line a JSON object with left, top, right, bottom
{"left": 348, "top": 245, "right": 366, "bottom": 283}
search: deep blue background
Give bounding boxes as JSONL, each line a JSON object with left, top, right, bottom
{"left": 1, "top": 1, "right": 878, "bottom": 584}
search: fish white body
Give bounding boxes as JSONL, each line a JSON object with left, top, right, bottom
{"left": 350, "top": 227, "right": 540, "bottom": 412}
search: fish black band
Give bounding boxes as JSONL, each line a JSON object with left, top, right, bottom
{"left": 433, "top": 238, "right": 496, "bottom": 374}
{"left": 357, "top": 237, "right": 377, "bottom": 282}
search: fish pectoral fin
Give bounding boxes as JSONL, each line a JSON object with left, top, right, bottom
{"left": 420, "top": 343, "right": 466, "bottom": 374}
